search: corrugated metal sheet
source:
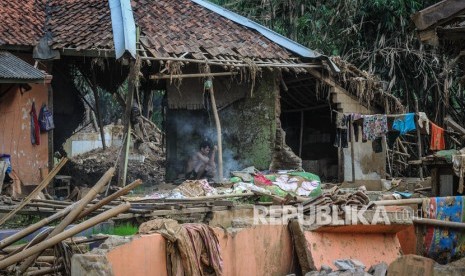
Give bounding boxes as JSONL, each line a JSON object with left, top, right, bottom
{"left": 0, "top": 52, "right": 46, "bottom": 81}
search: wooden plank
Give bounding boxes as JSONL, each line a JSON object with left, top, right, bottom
{"left": 411, "top": 0, "right": 465, "bottom": 31}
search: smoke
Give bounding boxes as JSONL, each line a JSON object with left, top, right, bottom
{"left": 172, "top": 112, "right": 248, "bottom": 178}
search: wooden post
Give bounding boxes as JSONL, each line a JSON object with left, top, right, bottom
{"left": 118, "top": 56, "right": 141, "bottom": 186}
{"left": 83, "top": 73, "right": 107, "bottom": 150}
{"left": 206, "top": 77, "right": 223, "bottom": 181}
{"left": 414, "top": 98, "right": 424, "bottom": 180}
{"left": 349, "top": 117, "right": 355, "bottom": 182}
{"left": 91, "top": 80, "right": 107, "bottom": 150}
{"left": 299, "top": 111, "right": 304, "bottom": 157}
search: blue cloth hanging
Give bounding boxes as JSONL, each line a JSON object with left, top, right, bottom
{"left": 393, "top": 113, "right": 416, "bottom": 135}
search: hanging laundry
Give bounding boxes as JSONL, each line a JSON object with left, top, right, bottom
{"left": 351, "top": 113, "right": 363, "bottom": 143}
{"left": 430, "top": 123, "right": 445, "bottom": 151}
{"left": 418, "top": 112, "right": 430, "bottom": 134}
{"left": 362, "top": 115, "right": 388, "bottom": 141}
{"left": 372, "top": 137, "right": 383, "bottom": 153}
{"left": 334, "top": 113, "right": 349, "bottom": 148}
{"left": 30, "top": 102, "right": 40, "bottom": 145}
{"left": 334, "top": 128, "right": 348, "bottom": 148}
{"left": 392, "top": 113, "right": 416, "bottom": 135}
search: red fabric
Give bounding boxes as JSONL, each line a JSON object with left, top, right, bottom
{"left": 430, "top": 123, "right": 444, "bottom": 151}
{"left": 31, "top": 102, "right": 40, "bottom": 145}
{"left": 253, "top": 174, "right": 272, "bottom": 186}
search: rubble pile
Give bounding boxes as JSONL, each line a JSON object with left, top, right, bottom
{"left": 64, "top": 145, "right": 165, "bottom": 187}
{"left": 302, "top": 186, "right": 372, "bottom": 217}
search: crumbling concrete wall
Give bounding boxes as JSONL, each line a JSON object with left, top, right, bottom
{"left": 0, "top": 84, "right": 49, "bottom": 185}
{"left": 165, "top": 71, "right": 281, "bottom": 179}
{"left": 331, "top": 88, "right": 386, "bottom": 185}
{"left": 220, "top": 71, "right": 278, "bottom": 171}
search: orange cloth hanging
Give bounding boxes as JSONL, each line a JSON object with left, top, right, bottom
{"left": 430, "top": 123, "right": 445, "bottom": 150}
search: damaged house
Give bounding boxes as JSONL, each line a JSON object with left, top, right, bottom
{"left": 0, "top": 0, "right": 401, "bottom": 189}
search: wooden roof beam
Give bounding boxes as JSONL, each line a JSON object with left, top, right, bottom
{"left": 412, "top": 0, "right": 465, "bottom": 31}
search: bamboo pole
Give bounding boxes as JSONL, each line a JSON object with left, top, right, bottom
{"left": 18, "top": 168, "right": 115, "bottom": 273}
{"left": 78, "top": 179, "right": 141, "bottom": 219}
{"left": 414, "top": 98, "right": 424, "bottom": 180}
{"left": 299, "top": 111, "right": 304, "bottom": 157}
{"left": 0, "top": 204, "right": 75, "bottom": 250}
{"left": 373, "top": 198, "right": 424, "bottom": 206}
{"left": 118, "top": 55, "right": 141, "bottom": 187}
{"left": 206, "top": 77, "right": 223, "bottom": 181}
{"left": 25, "top": 264, "right": 63, "bottom": 276}
{"left": 141, "top": 56, "right": 321, "bottom": 69}
{"left": 0, "top": 158, "right": 68, "bottom": 226}
{"left": 350, "top": 117, "right": 355, "bottom": 182}
{"left": 163, "top": 192, "right": 254, "bottom": 202}
{"left": 413, "top": 217, "right": 465, "bottom": 229}
{"left": 0, "top": 203, "right": 130, "bottom": 270}
{"left": 150, "top": 72, "right": 238, "bottom": 80}
{"left": 0, "top": 178, "right": 139, "bottom": 254}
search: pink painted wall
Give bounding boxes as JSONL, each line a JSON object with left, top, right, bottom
{"left": 106, "top": 225, "right": 294, "bottom": 276}
{"left": 105, "top": 225, "right": 403, "bottom": 275}
{"left": 106, "top": 234, "right": 168, "bottom": 276}
{"left": 217, "top": 225, "right": 294, "bottom": 276}
{"left": 0, "top": 84, "right": 49, "bottom": 185}
{"left": 304, "top": 231, "right": 402, "bottom": 270}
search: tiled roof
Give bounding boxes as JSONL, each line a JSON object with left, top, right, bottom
{"left": 135, "top": 0, "right": 292, "bottom": 59}
{"left": 1, "top": 0, "right": 294, "bottom": 59}
{"left": 0, "top": 0, "right": 46, "bottom": 47}
{"left": 48, "top": 0, "right": 113, "bottom": 50}
{"left": 0, "top": 52, "right": 46, "bottom": 82}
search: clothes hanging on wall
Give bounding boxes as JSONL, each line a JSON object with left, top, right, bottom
{"left": 30, "top": 102, "right": 40, "bottom": 145}
{"left": 430, "top": 123, "right": 445, "bottom": 151}
{"left": 392, "top": 113, "right": 416, "bottom": 135}
{"left": 362, "top": 115, "right": 388, "bottom": 141}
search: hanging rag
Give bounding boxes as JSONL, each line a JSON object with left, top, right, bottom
{"left": 418, "top": 112, "right": 430, "bottom": 134}
{"left": 392, "top": 113, "right": 416, "bottom": 135}
{"left": 333, "top": 128, "right": 348, "bottom": 148}
{"left": 351, "top": 113, "right": 363, "bottom": 143}
{"left": 139, "top": 219, "right": 223, "bottom": 276}
{"left": 334, "top": 113, "right": 349, "bottom": 148}
{"left": 362, "top": 115, "right": 388, "bottom": 141}
{"left": 372, "top": 137, "right": 383, "bottom": 153}
{"left": 430, "top": 123, "right": 445, "bottom": 151}
{"left": 30, "top": 102, "right": 40, "bottom": 145}
{"left": 452, "top": 149, "right": 465, "bottom": 194}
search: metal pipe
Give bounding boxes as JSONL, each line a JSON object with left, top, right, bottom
{"left": 18, "top": 168, "right": 115, "bottom": 273}
{"left": 0, "top": 203, "right": 130, "bottom": 270}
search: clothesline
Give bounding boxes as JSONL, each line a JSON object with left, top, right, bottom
{"left": 331, "top": 109, "right": 418, "bottom": 118}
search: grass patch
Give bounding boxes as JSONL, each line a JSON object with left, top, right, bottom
{"left": 112, "top": 223, "right": 139, "bottom": 236}
{"left": 94, "top": 222, "right": 138, "bottom": 236}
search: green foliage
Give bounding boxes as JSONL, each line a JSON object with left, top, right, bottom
{"left": 210, "top": 0, "right": 464, "bottom": 123}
